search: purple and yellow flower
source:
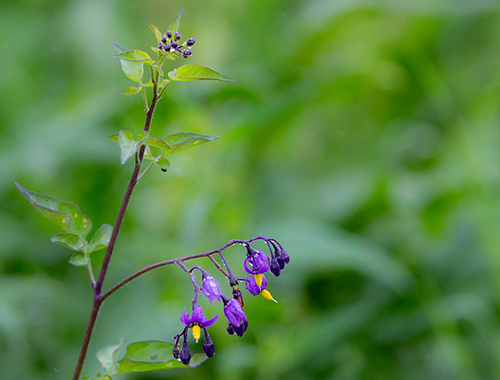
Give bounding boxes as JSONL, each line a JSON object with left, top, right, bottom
{"left": 244, "top": 247, "right": 272, "bottom": 298}
{"left": 180, "top": 304, "right": 218, "bottom": 343}
{"left": 245, "top": 273, "right": 277, "bottom": 302}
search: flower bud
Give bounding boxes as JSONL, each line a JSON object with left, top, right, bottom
{"left": 170, "top": 41, "right": 178, "bottom": 49}
{"left": 165, "top": 31, "right": 172, "bottom": 38}
{"left": 183, "top": 49, "right": 193, "bottom": 56}
{"left": 234, "top": 320, "right": 248, "bottom": 337}
{"left": 161, "top": 37, "right": 167, "bottom": 43}
{"left": 164, "top": 44, "right": 171, "bottom": 51}
{"left": 203, "top": 330, "right": 215, "bottom": 357}
{"left": 172, "top": 339, "right": 180, "bottom": 359}
{"left": 180, "top": 340, "right": 191, "bottom": 365}
{"left": 226, "top": 324, "right": 235, "bottom": 335}
{"left": 187, "top": 38, "right": 196, "bottom": 46}
{"left": 174, "top": 31, "right": 182, "bottom": 40}
{"left": 270, "top": 257, "right": 281, "bottom": 277}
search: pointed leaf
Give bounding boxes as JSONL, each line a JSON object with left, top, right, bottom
{"left": 146, "top": 136, "right": 171, "bottom": 151}
{"left": 114, "top": 50, "right": 154, "bottom": 65}
{"left": 167, "top": 8, "right": 183, "bottom": 35}
{"left": 145, "top": 19, "right": 163, "bottom": 44}
{"left": 122, "top": 86, "right": 142, "bottom": 96}
{"left": 115, "top": 340, "right": 207, "bottom": 374}
{"left": 168, "top": 65, "right": 236, "bottom": 82}
{"left": 157, "top": 158, "right": 170, "bottom": 172}
{"left": 113, "top": 43, "right": 130, "bottom": 54}
{"left": 163, "top": 132, "right": 220, "bottom": 155}
{"left": 16, "top": 183, "right": 92, "bottom": 239}
{"left": 97, "top": 340, "right": 123, "bottom": 376}
{"left": 86, "top": 224, "right": 113, "bottom": 254}
{"left": 118, "top": 130, "right": 139, "bottom": 165}
{"left": 69, "top": 252, "right": 89, "bottom": 266}
{"left": 50, "top": 232, "right": 86, "bottom": 251}
{"left": 107, "top": 133, "right": 119, "bottom": 142}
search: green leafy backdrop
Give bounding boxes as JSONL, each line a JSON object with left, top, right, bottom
{"left": 2, "top": 0, "right": 500, "bottom": 379}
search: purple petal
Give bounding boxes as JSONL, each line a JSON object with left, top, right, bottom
{"left": 180, "top": 308, "right": 191, "bottom": 325}
{"left": 201, "top": 314, "right": 219, "bottom": 328}
{"left": 224, "top": 299, "right": 246, "bottom": 327}
{"left": 192, "top": 304, "right": 206, "bottom": 324}
{"left": 243, "top": 250, "right": 270, "bottom": 274}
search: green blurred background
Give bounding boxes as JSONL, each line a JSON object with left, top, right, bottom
{"left": 2, "top": 0, "right": 500, "bottom": 379}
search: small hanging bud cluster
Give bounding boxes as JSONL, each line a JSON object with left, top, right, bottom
{"left": 172, "top": 237, "right": 290, "bottom": 365}
{"left": 158, "top": 29, "right": 196, "bottom": 58}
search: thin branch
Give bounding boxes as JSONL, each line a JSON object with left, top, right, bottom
{"left": 176, "top": 261, "right": 200, "bottom": 308}
{"left": 208, "top": 255, "right": 229, "bottom": 278}
{"left": 101, "top": 236, "right": 271, "bottom": 301}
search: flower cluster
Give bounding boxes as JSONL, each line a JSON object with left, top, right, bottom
{"left": 172, "top": 238, "right": 289, "bottom": 365}
{"left": 157, "top": 29, "right": 196, "bottom": 58}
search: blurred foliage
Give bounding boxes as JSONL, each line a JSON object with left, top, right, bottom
{"left": 2, "top": 0, "right": 500, "bottom": 379}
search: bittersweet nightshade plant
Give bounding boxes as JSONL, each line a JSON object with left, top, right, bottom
{"left": 15, "top": 9, "right": 290, "bottom": 379}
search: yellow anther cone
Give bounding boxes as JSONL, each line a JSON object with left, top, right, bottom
{"left": 254, "top": 273, "right": 263, "bottom": 287}
{"left": 192, "top": 324, "right": 201, "bottom": 342}
{"left": 261, "top": 289, "right": 278, "bottom": 303}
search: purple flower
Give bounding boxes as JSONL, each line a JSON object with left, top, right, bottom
{"left": 245, "top": 273, "right": 268, "bottom": 296}
{"left": 180, "top": 305, "right": 218, "bottom": 342}
{"left": 202, "top": 275, "right": 222, "bottom": 304}
{"left": 244, "top": 249, "right": 270, "bottom": 275}
{"left": 223, "top": 298, "right": 246, "bottom": 328}
{"left": 187, "top": 37, "right": 196, "bottom": 46}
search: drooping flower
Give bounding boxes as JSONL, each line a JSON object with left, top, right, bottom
{"left": 244, "top": 248, "right": 270, "bottom": 275}
{"left": 180, "top": 305, "right": 218, "bottom": 342}
{"left": 202, "top": 275, "right": 222, "bottom": 304}
{"left": 222, "top": 295, "right": 248, "bottom": 336}
{"left": 245, "top": 273, "right": 268, "bottom": 295}
{"left": 245, "top": 273, "right": 277, "bottom": 302}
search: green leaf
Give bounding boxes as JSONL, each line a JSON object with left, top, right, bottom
{"left": 114, "top": 45, "right": 144, "bottom": 84}
{"left": 69, "top": 252, "right": 89, "bottom": 267}
{"left": 146, "top": 136, "right": 171, "bottom": 151}
{"left": 16, "top": 183, "right": 92, "bottom": 239}
{"left": 107, "top": 133, "right": 119, "bottom": 142}
{"left": 97, "top": 340, "right": 123, "bottom": 376}
{"left": 163, "top": 132, "right": 220, "bottom": 155}
{"left": 168, "top": 65, "right": 236, "bottom": 82}
{"left": 145, "top": 19, "right": 163, "bottom": 44}
{"left": 120, "top": 60, "right": 144, "bottom": 84}
{"left": 118, "top": 130, "right": 139, "bottom": 165}
{"left": 114, "top": 50, "right": 154, "bottom": 66}
{"left": 137, "top": 132, "right": 149, "bottom": 144}
{"left": 86, "top": 224, "right": 113, "bottom": 254}
{"left": 113, "top": 43, "right": 130, "bottom": 54}
{"left": 115, "top": 340, "right": 207, "bottom": 374}
{"left": 122, "top": 85, "right": 142, "bottom": 96}
{"left": 167, "top": 8, "right": 183, "bottom": 35}
{"left": 157, "top": 157, "right": 170, "bottom": 172}
{"left": 50, "top": 232, "right": 85, "bottom": 251}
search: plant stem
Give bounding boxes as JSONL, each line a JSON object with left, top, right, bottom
{"left": 72, "top": 92, "right": 159, "bottom": 380}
